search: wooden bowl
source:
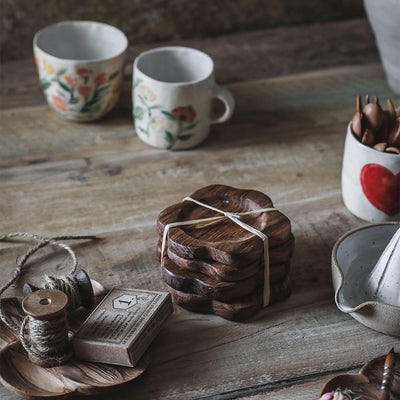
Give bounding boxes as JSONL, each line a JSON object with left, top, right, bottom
{"left": 331, "top": 222, "right": 400, "bottom": 336}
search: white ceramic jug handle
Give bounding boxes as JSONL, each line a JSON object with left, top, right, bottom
{"left": 211, "top": 85, "right": 235, "bottom": 124}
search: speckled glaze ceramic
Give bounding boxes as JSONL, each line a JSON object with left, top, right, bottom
{"left": 332, "top": 222, "right": 400, "bottom": 336}
{"left": 342, "top": 122, "right": 400, "bottom": 222}
{"left": 33, "top": 21, "right": 128, "bottom": 121}
{"left": 132, "top": 47, "right": 234, "bottom": 150}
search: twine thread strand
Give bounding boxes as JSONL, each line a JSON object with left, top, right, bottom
{"left": 161, "top": 197, "right": 277, "bottom": 307}
{"left": 0, "top": 232, "right": 95, "bottom": 363}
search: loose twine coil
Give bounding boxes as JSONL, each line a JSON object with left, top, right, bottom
{"left": 0, "top": 232, "right": 95, "bottom": 365}
{"left": 161, "top": 197, "right": 277, "bottom": 307}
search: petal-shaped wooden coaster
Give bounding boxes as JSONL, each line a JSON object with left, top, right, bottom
{"left": 156, "top": 239, "right": 293, "bottom": 283}
{"left": 0, "top": 297, "right": 149, "bottom": 399}
{"left": 157, "top": 185, "right": 293, "bottom": 266}
{"left": 162, "top": 254, "right": 262, "bottom": 301}
{"left": 320, "top": 352, "right": 400, "bottom": 399}
{"left": 169, "top": 275, "right": 291, "bottom": 321}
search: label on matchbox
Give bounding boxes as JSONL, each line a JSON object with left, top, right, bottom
{"left": 73, "top": 288, "right": 173, "bottom": 366}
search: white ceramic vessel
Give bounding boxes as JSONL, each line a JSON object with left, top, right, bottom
{"left": 331, "top": 222, "right": 400, "bottom": 336}
{"left": 364, "top": 0, "right": 400, "bottom": 94}
{"left": 341, "top": 122, "right": 400, "bottom": 222}
{"left": 34, "top": 21, "right": 128, "bottom": 121}
{"left": 365, "top": 227, "right": 400, "bottom": 306}
{"left": 132, "top": 46, "right": 234, "bottom": 150}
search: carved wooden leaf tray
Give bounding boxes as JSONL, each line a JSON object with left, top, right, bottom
{"left": 0, "top": 297, "right": 149, "bottom": 399}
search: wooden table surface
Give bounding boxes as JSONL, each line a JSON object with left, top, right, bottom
{"left": 0, "top": 18, "right": 399, "bottom": 400}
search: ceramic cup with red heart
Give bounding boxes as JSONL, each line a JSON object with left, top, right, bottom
{"left": 342, "top": 122, "right": 400, "bottom": 222}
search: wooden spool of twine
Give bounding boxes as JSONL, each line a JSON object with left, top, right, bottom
{"left": 21, "top": 288, "right": 72, "bottom": 367}
{"left": 0, "top": 232, "right": 96, "bottom": 366}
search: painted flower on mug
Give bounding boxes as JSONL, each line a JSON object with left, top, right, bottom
{"left": 160, "top": 105, "right": 199, "bottom": 149}
{"left": 94, "top": 73, "right": 108, "bottom": 85}
{"left": 78, "top": 85, "right": 92, "bottom": 97}
{"left": 64, "top": 75, "right": 77, "bottom": 87}
{"left": 150, "top": 115, "right": 166, "bottom": 133}
{"left": 51, "top": 95, "right": 68, "bottom": 112}
{"left": 43, "top": 60, "right": 55, "bottom": 74}
{"left": 171, "top": 105, "right": 196, "bottom": 123}
{"left": 138, "top": 85, "right": 156, "bottom": 102}
{"left": 34, "top": 54, "right": 40, "bottom": 71}
{"left": 76, "top": 67, "right": 92, "bottom": 77}
{"left": 37, "top": 62, "right": 121, "bottom": 119}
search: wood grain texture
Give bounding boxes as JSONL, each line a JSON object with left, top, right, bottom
{"left": 0, "top": 62, "right": 399, "bottom": 400}
{"left": 0, "top": 19, "right": 379, "bottom": 110}
{"left": 158, "top": 233, "right": 295, "bottom": 267}
{"left": 157, "top": 185, "right": 292, "bottom": 266}
{"left": 169, "top": 275, "right": 291, "bottom": 321}
{"left": 157, "top": 241, "right": 291, "bottom": 283}
{"left": 161, "top": 254, "right": 266, "bottom": 301}
{"left": 161, "top": 254, "right": 290, "bottom": 303}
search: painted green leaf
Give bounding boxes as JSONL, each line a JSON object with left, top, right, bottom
{"left": 138, "top": 127, "right": 147, "bottom": 133}
{"left": 133, "top": 79, "right": 142, "bottom": 89}
{"left": 149, "top": 104, "right": 161, "bottom": 110}
{"left": 85, "top": 98, "right": 101, "bottom": 107}
{"left": 56, "top": 68, "right": 67, "bottom": 76}
{"left": 133, "top": 106, "right": 145, "bottom": 120}
{"left": 56, "top": 90, "right": 68, "bottom": 100}
{"left": 70, "top": 97, "right": 79, "bottom": 104}
{"left": 161, "top": 111, "right": 176, "bottom": 121}
{"left": 108, "top": 71, "right": 119, "bottom": 81}
{"left": 178, "top": 134, "right": 193, "bottom": 141}
{"left": 41, "top": 81, "right": 51, "bottom": 91}
{"left": 57, "top": 80, "right": 71, "bottom": 93}
{"left": 182, "top": 121, "right": 199, "bottom": 131}
{"left": 138, "top": 95, "right": 147, "bottom": 106}
{"left": 97, "top": 86, "right": 109, "bottom": 94}
{"left": 165, "top": 131, "right": 174, "bottom": 144}
{"left": 92, "top": 103, "right": 102, "bottom": 113}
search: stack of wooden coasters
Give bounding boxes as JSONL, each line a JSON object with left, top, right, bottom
{"left": 157, "top": 184, "right": 294, "bottom": 321}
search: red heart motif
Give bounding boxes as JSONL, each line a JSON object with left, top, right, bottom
{"left": 360, "top": 163, "right": 400, "bottom": 216}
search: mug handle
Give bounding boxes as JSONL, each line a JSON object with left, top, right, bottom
{"left": 211, "top": 85, "right": 235, "bottom": 124}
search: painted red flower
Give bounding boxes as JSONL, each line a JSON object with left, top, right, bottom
{"left": 78, "top": 85, "right": 92, "bottom": 97}
{"left": 64, "top": 75, "right": 77, "bottom": 87}
{"left": 51, "top": 95, "right": 68, "bottom": 112}
{"left": 94, "top": 73, "right": 108, "bottom": 85}
{"left": 171, "top": 105, "right": 196, "bottom": 123}
{"left": 76, "top": 67, "right": 92, "bottom": 77}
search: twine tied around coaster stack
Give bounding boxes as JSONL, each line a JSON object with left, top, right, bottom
{"left": 161, "top": 197, "right": 277, "bottom": 307}
{"left": 0, "top": 232, "right": 96, "bottom": 366}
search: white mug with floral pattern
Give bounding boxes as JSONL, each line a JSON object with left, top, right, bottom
{"left": 34, "top": 21, "right": 128, "bottom": 121}
{"left": 133, "top": 46, "right": 235, "bottom": 150}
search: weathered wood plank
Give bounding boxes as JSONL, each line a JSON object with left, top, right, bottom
{"left": 0, "top": 64, "right": 399, "bottom": 400}
{"left": 0, "top": 18, "right": 378, "bottom": 110}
